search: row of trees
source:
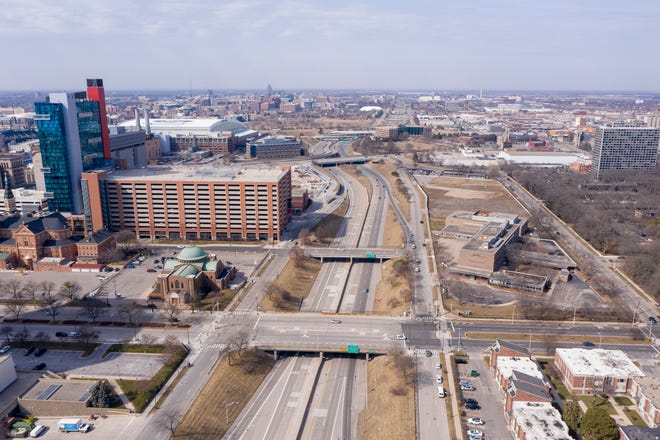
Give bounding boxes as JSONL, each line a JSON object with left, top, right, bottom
{"left": 563, "top": 401, "right": 618, "bottom": 440}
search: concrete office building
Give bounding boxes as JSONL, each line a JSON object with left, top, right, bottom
{"left": 109, "top": 126, "right": 148, "bottom": 169}
{"left": 34, "top": 92, "right": 104, "bottom": 214}
{"left": 85, "top": 79, "right": 111, "bottom": 159}
{"left": 81, "top": 165, "right": 291, "bottom": 241}
{"left": 591, "top": 125, "right": 660, "bottom": 180}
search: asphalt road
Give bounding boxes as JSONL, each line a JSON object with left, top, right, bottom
{"left": 416, "top": 350, "right": 451, "bottom": 440}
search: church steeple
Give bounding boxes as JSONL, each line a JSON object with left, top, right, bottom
{"left": 1, "top": 168, "right": 16, "bottom": 214}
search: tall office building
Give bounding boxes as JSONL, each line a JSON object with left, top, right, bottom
{"left": 591, "top": 125, "right": 660, "bottom": 180}
{"left": 86, "top": 79, "right": 111, "bottom": 159}
{"left": 34, "top": 92, "right": 104, "bottom": 213}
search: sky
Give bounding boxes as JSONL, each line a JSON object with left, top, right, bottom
{"left": 1, "top": 0, "right": 659, "bottom": 92}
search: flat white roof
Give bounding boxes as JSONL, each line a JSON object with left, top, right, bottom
{"left": 512, "top": 401, "right": 571, "bottom": 440}
{"left": 556, "top": 348, "right": 644, "bottom": 378}
{"left": 497, "top": 356, "right": 544, "bottom": 380}
{"left": 108, "top": 165, "right": 288, "bottom": 183}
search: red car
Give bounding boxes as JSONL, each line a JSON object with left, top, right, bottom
{"left": 146, "top": 268, "right": 157, "bottom": 273}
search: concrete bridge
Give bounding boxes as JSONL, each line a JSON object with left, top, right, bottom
{"left": 303, "top": 247, "right": 405, "bottom": 263}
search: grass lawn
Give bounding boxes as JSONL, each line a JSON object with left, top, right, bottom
{"left": 623, "top": 408, "right": 649, "bottom": 427}
{"left": 443, "top": 296, "right": 516, "bottom": 320}
{"left": 200, "top": 289, "right": 238, "bottom": 312}
{"left": 310, "top": 197, "right": 350, "bottom": 246}
{"left": 175, "top": 350, "right": 275, "bottom": 438}
{"left": 538, "top": 361, "right": 571, "bottom": 401}
{"left": 373, "top": 259, "right": 411, "bottom": 316}
{"left": 358, "top": 355, "right": 415, "bottom": 440}
{"left": 578, "top": 395, "right": 616, "bottom": 415}
{"left": 465, "top": 331, "right": 650, "bottom": 346}
{"left": 613, "top": 396, "right": 634, "bottom": 406}
{"left": 383, "top": 205, "right": 404, "bottom": 248}
{"left": 259, "top": 257, "right": 322, "bottom": 312}
{"left": 116, "top": 345, "right": 188, "bottom": 413}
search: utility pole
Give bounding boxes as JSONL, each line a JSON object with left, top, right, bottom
{"left": 511, "top": 305, "right": 515, "bottom": 324}
{"left": 528, "top": 330, "right": 532, "bottom": 354}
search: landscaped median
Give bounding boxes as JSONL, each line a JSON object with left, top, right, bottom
{"left": 464, "top": 331, "right": 651, "bottom": 346}
{"left": 112, "top": 342, "right": 188, "bottom": 413}
{"left": 260, "top": 257, "right": 321, "bottom": 311}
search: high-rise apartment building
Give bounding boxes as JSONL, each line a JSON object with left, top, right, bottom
{"left": 34, "top": 92, "right": 104, "bottom": 213}
{"left": 591, "top": 125, "right": 660, "bottom": 180}
{"left": 81, "top": 166, "right": 291, "bottom": 240}
{"left": 86, "top": 79, "right": 111, "bottom": 159}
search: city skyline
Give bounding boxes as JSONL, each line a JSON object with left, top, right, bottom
{"left": 1, "top": 0, "right": 659, "bottom": 92}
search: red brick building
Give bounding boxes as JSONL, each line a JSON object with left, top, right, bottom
{"left": 631, "top": 377, "right": 660, "bottom": 428}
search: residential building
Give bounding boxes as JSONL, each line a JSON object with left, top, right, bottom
{"left": 591, "top": 125, "right": 660, "bottom": 180}
{"left": 510, "top": 402, "right": 571, "bottom": 440}
{"left": 248, "top": 136, "right": 302, "bottom": 159}
{"left": 34, "top": 92, "right": 104, "bottom": 214}
{"left": 0, "top": 353, "right": 16, "bottom": 393}
{"left": 619, "top": 426, "right": 660, "bottom": 440}
{"left": 155, "top": 246, "right": 235, "bottom": 305}
{"left": 631, "top": 377, "right": 660, "bottom": 428}
{"left": 81, "top": 165, "right": 291, "bottom": 241}
{"left": 554, "top": 348, "right": 644, "bottom": 395}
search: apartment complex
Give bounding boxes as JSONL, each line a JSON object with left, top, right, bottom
{"left": 591, "top": 125, "right": 660, "bottom": 180}
{"left": 82, "top": 165, "right": 291, "bottom": 241}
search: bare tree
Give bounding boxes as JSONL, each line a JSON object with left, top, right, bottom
{"left": 161, "top": 302, "right": 181, "bottom": 323}
{"left": 41, "top": 281, "right": 61, "bottom": 323}
{"left": 118, "top": 301, "right": 142, "bottom": 325}
{"left": 231, "top": 329, "right": 251, "bottom": 358}
{"left": 4, "top": 300, "right": 24, "bottom": 321}
{"left": 83, "top": 299, "right": 107, "bottom": 323}
{"left": 14, "top": 328, "right": 30, "bottom": 342}
{"left": 0, "top": 326, "right": 13, "bottom": 343}
{"left": 22, "top": 280, "right": 39, "bottom": 308}
{"left": 59, "top": 281, "right": 82, "bottom": 301}
{"left": 35, "top": 331, "right": 49, "bottom": 343}
{"left": 298, "top": 228, "right": 311, "bottom": 246}
{"left": 158, "top": 409, "right": 182, "bottom": 437}
{"left": 75, "top": 324, "right": 99, "bottom": 345}
{"left": 288, "top": 244, "right": 306, "bottom": 269}
{"left": 394, "top": 355, "right": 415, "bottom": 385}
{"left": 4, "top": 280, "right": 26, "bottom": 320}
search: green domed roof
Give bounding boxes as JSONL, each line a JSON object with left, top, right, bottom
{"left": 176, "top": 246, "right": 208, "bottom": 262}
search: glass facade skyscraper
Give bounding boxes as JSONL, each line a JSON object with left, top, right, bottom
{"left": 34, "top": 92, "right": 103, "bottom": 214}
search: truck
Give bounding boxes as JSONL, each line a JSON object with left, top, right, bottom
{"left": 57, "top": 419, "right": 91, "bottom": 433}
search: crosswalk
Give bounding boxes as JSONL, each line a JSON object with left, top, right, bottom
{"left": 204, "top": 343, "right": 227, "bottom": 351}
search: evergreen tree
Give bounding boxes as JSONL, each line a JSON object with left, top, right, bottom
{"left": 562, "top": 400, "right": 582, "bottom": 434}
{"left": 579, "top": 407, "right": 618, "bottom": 440}
{"left": 89, "top": 381, "right": 111, "bottom": 408}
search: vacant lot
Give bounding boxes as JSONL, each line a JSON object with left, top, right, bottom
{"left": 175, "top": 350, "right": 275, "bottom": 439}
{"left": 358, "top": 354, "right": 415, "bottom": 440}
{"left": 259, "top": 258, "right": 322, "bottom": 312}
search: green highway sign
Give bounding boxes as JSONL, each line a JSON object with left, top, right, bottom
{"left": 365, "top": 253, "right": 376, "bottom": 259}
{"left": 347, "top": 344, "right": 359, "bottom": 354}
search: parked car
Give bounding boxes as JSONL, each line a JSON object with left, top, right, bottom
{"left": 329, "top": 319, "right": 342, "bottom": 324}
{"left": 461, "top": 384, "right": 476, "bottom": 391}
{"left": 425, "top": 350, "right": 432, "bottom": 357}
{"left": 435, "top": 363, "right": 442, "bottom": 370}
{"left": 24, "top": 347, "right": 35, "bottom": 356}
{"left": 436, "top": 375, "right": 443, "bottom": 384}
{"left": 470, "top": 370, "right": 480, "bottom": 377}
{"left": 582, "top": 341, "right": 595, "bottom": 347}
{"left": 126, "top": 264, "right": 135, "bottom": 269}
{"left": 362, "top": 288, "right": 369, "bottom": 293}
{"left": 33, "top": 363, "right": 46, "bottom": 371}
{"left": 0, "top": 345, "right": 11, "bottom": 355}
{"left": 462, "top": 398, "right": 478, "bottom": 404}
{"left": 455, "top": 358, "right": 468, "bottom": 364}
{"left": 396, "top": 334, "right": 406, "bottom": 340}
{"left": 467, "top": 429, "right": 483, "bottom": 437}
{"left": 414, "top": 267, "right": 421, "bottom": 272}
{"left": 55, "top": 331, "right": 67, "bottom": 338}
{"left": 465, "top": 402, "right": 480, "bottom": 410}
{"left": 649, "top": 316, "right": 657, "bottom": 324}
{"left": 467, "top": 417, "right": 484, "bottom": 425}
{"left": 146, "top": 268, "right": 157, "bottom": 273}
{"left": 34, "top": 348, "right": 47, "bottom": 357}
{"left": 69, "top": 331, "right": 80, "bottom": 337}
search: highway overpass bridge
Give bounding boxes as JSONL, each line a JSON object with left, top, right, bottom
{"left": 254, "top": 343, "right": 390, "bottom": 360}
{"left": 312, "top": 156, "right": 371, "bottom": 167}
{"left": 304, "top": 247, "right": 405, "bottom": 262}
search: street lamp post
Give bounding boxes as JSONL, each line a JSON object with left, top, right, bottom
{"left": 528, "top": 330, "right": 532, "bottom": 354}
{"left": 598, "top": 333, "right": 602, "bottom": 349}
{"left": 226, "top": 401, "right": 239, "bottom": 425}
{"left": 511, "top": 305, "right": 515, "bottom": 324}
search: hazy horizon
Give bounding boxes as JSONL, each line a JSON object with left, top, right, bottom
{"left": 2, "top": 0, "right": 659, "bottom": 92}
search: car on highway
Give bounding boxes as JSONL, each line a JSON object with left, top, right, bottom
{"left": 55, "top": 331, "right": 67, "bottom": 338}
{"left": 0, "top": 345, "right": 10, "bottom": 355}
{"left": 436, "top": 375, "right": 443, "bottom": 384}
{"left": 396, "top": 334, "right": 406, "bottom": 340}
{"left": 467, "top": 429, "right": 483, "bottom": 438}
{"left": 329, "top": 319, "right": 342, "bottom": 324}
{"left": 467, "top": 417, "right": 484, "bottom": 425}
{"left": 32, "top": 363, "right": 46, "bottom": 371}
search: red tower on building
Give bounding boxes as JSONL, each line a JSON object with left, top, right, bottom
{"left": 86, "top": 78, "right": 111, "bottom": 159}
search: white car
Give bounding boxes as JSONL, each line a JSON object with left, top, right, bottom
{"left": 436, "top": 375, "right": 443, "bottom": 384}
{"left": 396, "top": 334, "right": 406, "bottom": 340}
{"left": 435, "top": 363, "right": 442, "bottom": 369}
{"left": 329, "top": 319, "right": 342, "bottom": 324}
{"left": 467, "top": 429, "right": 483, "bottom": 437}
{"left": 467, "top": 417, "right": 484, "bottom": 425}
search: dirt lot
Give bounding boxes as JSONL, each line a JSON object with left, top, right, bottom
{"left": 176, "top": 350, "right": 275, "bottom": 439}
{"left": 420, "top": 176, "right": 527, "bottom": 225}
{"left": 373, "top": 260, "right": 411, "bottom": 316}
{"left": 358, "top": 354, "right": 415, "bottom": 440}
{"left": 259, "top": 258, "right": 322, "bottom": 312}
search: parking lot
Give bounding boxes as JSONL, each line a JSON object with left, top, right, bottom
{"left": 11, "top": 347, "right": 167, "bottom": 380}
{"left": 454, "top": 351, "right": 509, "bottom": 439}
{"left": 21, "top": 414, "right": 141, "bottom": 440}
